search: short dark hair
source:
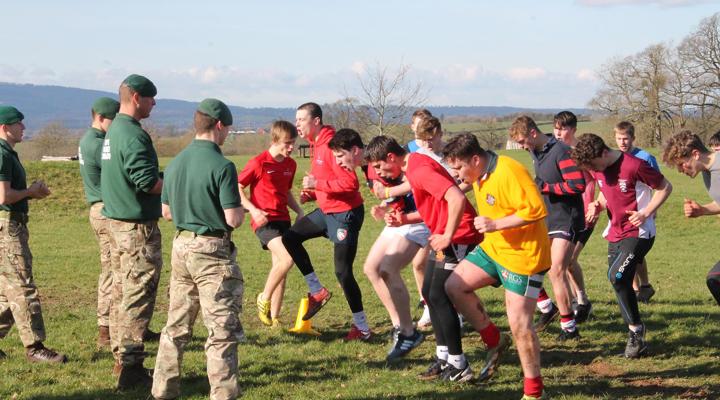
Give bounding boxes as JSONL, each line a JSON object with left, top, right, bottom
{"left": 412, "top": 108, "right": 432, "bottom": 120}
{"left": 662, "top": 130, "right": 709, "bottom": 165}
{"left": 364, "top": 135, "right": 406, "bottom": 162}
{"left": 442, "top": 133, "right": 487, "bottom": 162}
{"left": 509, "top": 115, "right": 541, "bottom": 139}
{"left": 297, "top": 102, "right": 322, "bottom": 123}
{"left": 571, "top": 133, "right": 610, "bottom": 167}
{"left": 328, "top": 128, "right": 364, "bottom": 151}
{"left": 708, "top": 130, "right": 720, "bottom": 148}
{"left": 554, "top": 111, "right": 577, "bottom": 129}
{"left": 614, "top": 121, "right": 635, "bottom": 138}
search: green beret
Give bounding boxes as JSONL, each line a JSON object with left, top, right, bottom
{"left": 0, "top": 105, "right": 24, "bottom": 125}
{"left": 197, "top": 98, "right": 233, "bottom": 126}
{"left": 92, "top": 97, "right": 120, "bottom": 119}
{"left": 122, "top": 74, "right": 157, "bottom": 97}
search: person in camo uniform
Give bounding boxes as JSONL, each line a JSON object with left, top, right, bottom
{"left": 152, "top": 99, "right": 244, "bottom": 400}
{"left": 0, "top": 105, "right": 66, "bottom": 363}
{"left": 78, "top": 97, "right": 120, "bottom": 349}
{"left": 100, "top": 74, "right": 163, "bottom": 389}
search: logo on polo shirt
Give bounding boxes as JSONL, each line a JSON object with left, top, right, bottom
{"left": 486, "top": 194, "right": 495, "bottom": 206}
{"left": 101, "top": 139, "right": 111, "bottom": 160}
{"left": 619, "top": 179, "right": 628, "bottom": 193}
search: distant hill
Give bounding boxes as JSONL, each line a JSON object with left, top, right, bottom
{"left": 0, "top": 82, "right": 590, "bottom": 133}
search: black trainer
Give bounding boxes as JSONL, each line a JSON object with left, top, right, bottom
{"left": 387, "top": 326, "right": 400, "bottom": 344}
{"left": 440, "top": 362, "right": 474, "bottom": 383}
{"left": 533, "top": 303, "right": 559, "bottom": 332}
{"left": 418, "top": 357, "right": 447, "bottom": 380}
{"left": 557, "top": 328, "right": 581, "bottom": 341}
{"left": 574, "top": 301, "right": 593, "bottom": 324}
{"left": 624, "top": 326, "right": 647, "bottom": 358}
{"left": 386, "top": 329, "right": 424, "bottom": 362}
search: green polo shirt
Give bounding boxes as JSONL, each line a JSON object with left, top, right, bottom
{"left": 161, "top": 139, "right": 241, "bottom": 234}
{"left": 100, "top": 113, "right": 161, "bottom": 220}
{"left": 0, "top": 138, "right": 28, "bottom": 213}
{"left": 78, "top": 127, "right": 105, "bottom": 204}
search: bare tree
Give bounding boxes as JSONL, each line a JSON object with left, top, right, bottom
{"left": 351, "top": 62, "right": 427, "bottom": 136}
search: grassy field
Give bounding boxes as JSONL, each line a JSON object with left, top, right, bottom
{"left": 1, "top": 148, "right": 719, "bottom": 400}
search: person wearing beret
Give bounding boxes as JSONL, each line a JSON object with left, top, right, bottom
{"left": 152, "top": 99, "right": 244, "bottom": 400}
{"left": 100, "top": 74, "right": 163, "bottom": 389}
{"left": 78, "top": 97, "right": 121, "bottom": 350}
{"left": 0, "top": 105, "right": 66, "bottom": 363}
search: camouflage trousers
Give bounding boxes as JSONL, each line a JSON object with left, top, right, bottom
{"left": 108, "top": 218, "right": 162, "bottom": 366}
{"left": 0, "top": 218, "right": 46, "bottom": 347}
{"left": 152, "top": 231, "right": 244, "bottom": 400}
{"left": 89, "top": 202, "right": 115, "bottom": 327}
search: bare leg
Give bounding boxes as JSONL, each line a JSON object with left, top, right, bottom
{"left": 269, "top": 250, "right": 286, "bottom": 319}
{"left": 548, "top": 238, "right": 574, "bottom": 316}
{"left": 445, "top": 260, "right": 497, "bottom": 331}
{"left": 567, "top": 241, "right": 588, "bottom": 304}
{"left": 363, "top": 237, "right": 399, "bottom": 326}
{"left": 262, "top": 237, "right": 294, "bottom": 306}
{"left": 506, "top": 290, "right": 542, "bottom": 380}
{"left": 412, "top": 246, "right": 430, "bottom": 300}
{"left": 634, "top": 260, "right": 649, "bottom": 290}
{"left": 379, "top": 236, "right": 421, "bottom": 335}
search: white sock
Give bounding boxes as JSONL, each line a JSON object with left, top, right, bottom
{"left": 576, "top": 290, "right": 587, "bottom": 305}
{"left": 436, "top": 346, "right": 448, "bottom": 361}
{"left": 352, "top": 311, "right": 369, "bottom": 332}
{"left": 537, "top": 298, "right": 553, "bottom": 314}
{"left": 629, "top": 324, "right": 643, "bottom": 333}
{"left": 560, "top": 318, "right": 577, "bottom": 332}
{"left": 304, "top": 272, "right": 323, "bottom": 294}
{"left": 447, "top": 353, "right": 467, "bottom": 369}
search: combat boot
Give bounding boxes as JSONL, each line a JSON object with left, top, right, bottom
{"left": 97, "top": 325, "right": 111, "bottom": 348}
{"left": 25, "top": 343, "right": 67, "bottom": 363}
{"left": 117, "top": 364, "right": 153, "bottom": 390}
{"left": 143, "top": 329, "right": 161, "bottom": 342}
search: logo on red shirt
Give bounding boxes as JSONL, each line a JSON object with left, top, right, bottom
{"left": 619, "top": 179, "right": 628, "bottom": 193}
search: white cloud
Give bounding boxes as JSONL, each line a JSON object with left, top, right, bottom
{"left": 350, "top": 61, "right": 366, "bottom": 75}
{"left": 442, "top": 64, "right": 481, "bottom": 83}
{"left": 576, "top": 0, "right": 713, "bottom": 6}
{"left": 506, "top": 67, "right": 547, "bottom": 80}
{"left": 576, "top": 68, "right": 596, "bottom": 81}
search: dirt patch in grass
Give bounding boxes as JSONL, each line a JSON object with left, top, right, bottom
{"left": 587, "top": 360, "right": 624, "bottom": 378}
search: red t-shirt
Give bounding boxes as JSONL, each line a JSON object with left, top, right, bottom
{"left": 405, "top": 153, "right": 481, "bottom": 245}
{"left": 310, "top": 125, "right": 364, "bottom": 213}
{"left": 592, "top": 153, "right": 665, "bottom": 242}
{"left": 238, "top": 150, "right": 297, "bottom": 231}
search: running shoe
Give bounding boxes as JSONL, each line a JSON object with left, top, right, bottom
{"left": 440, "top": 362, "right": 474, "bottom": 382}
{"left": 344, "top": 324, "right": 372, "bottom": 342}
{"left": 574, "top": 301, "right": 593, "bottom": 324}
{"left": 418, "top": 357, "right": 447, "bottom": 380}
{"left": 271, "top": 318, "right": 282, "bottom": 329}
{"left": 478, "top": 332, "right": 511, "bottom": 382}
{"left": 557, "top": 328, "right": 581, "bottom": 342}
{"left": 625, "top": 325, "right": 647, "bottom": 358}
{"left": 386, "top": 329, "right": 424, "bottom": 362}
{"left": 636, "top": 285, "right": 656, "bottom": 304}
{"left": 302, "top": 287, "right": 332, "bottom": 321}
{"left": 533, "top": 303, "right": 559, "bottom": 332}
{"left": 256, "top": 293, "right": 272, "bottom": 326}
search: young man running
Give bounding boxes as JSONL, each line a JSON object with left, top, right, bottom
{"left": 327, "top": 129, "right": 426, "bottom": 360}
{"left": 662, "top": 130, "right": 720, "bottom": 306}
{"left": 281, "top": 102, "right": 370, "bottom": 340}
{"left": 239, "top": 121, "right": 303, "bottom": 328}
{"left": 552, "top": 111, "right": 595, "bottom": 322}
{"left": 614, "top": 121, "right": 660, "bottom": 303}
{"left": 510, "top": 116, "right": 585, "bottom": 340}
{"left": 572, "top": 133, "right": 672, "bottom": 358}
{"left": 444, "top": 133, "right": 550, "bottom": 400}
{"left": 364, "top": 134, "right": 481, "bottom": 382}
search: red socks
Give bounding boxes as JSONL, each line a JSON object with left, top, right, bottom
{"left": 524, "top": 376, "right": 544, "bottom": 397}
{"left": 478, "top": 322, "right": 500, "bottom": 348}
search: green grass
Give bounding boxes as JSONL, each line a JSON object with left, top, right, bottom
{"left": 1, "top": 150, "right": 719, "bottom": 399}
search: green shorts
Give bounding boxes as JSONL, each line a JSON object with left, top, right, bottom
{"left": 465, "top": 247, "right": 546, "bottom": 299}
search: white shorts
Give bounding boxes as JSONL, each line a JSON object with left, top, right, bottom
{"left": 380, "top": 223, "right": 431, "bottom": 247}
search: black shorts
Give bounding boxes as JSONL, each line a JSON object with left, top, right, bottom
{"left": 573, "top": 225, "right": 595, "bottom": 246}
{"left": 548, "top": 227, "right": 577, "bottom": 242}
{"left": 255, "top": 220, "right": 291, "bottom": 250}
{"left": 426, "top": 243, "right": 476, "bottom": 271}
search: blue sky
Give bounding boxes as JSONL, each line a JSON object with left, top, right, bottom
{"left": 1, "top": 0, "right": 718, "bottom": 108}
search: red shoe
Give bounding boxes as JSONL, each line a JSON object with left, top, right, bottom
{"left": 344, "top": 324, "right": 372, "bottom": 342}
{"left": 302, "top": 287, "right": 332, "bottom": 321}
